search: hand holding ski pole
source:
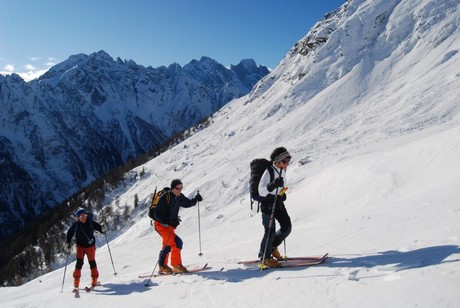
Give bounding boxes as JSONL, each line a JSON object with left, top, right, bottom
{"left": 278, "top": 187, "right": 288, "bottom": 196}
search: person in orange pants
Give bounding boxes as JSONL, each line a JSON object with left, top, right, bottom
{"left": 153, "top": 179, "right": 202, "bottom": 274}
{"left": 66, "top": 208, "right": 104, "bottom": 289}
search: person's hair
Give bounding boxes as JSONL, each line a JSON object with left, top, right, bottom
{"left": 170, "top": 179, "right": 182, "bottom": 189}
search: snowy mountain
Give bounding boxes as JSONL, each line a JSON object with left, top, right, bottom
{"left": 0, "top": 51, "right": 268, "bottom": 241}
{"left": 1, "top": 0, "right": 460, "bottom": 306}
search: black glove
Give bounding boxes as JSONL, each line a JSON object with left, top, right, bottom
{"left": 170, "top": 217, "right": 181, "bottom": 228}
{"left": 267, "top": 177, "right": 284, "bottom": 192}
{"left": 194, "top": 192, "right": 203, "bottom": 202}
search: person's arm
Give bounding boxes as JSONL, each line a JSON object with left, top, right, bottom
{"left": 66, "top": 223, "right": 76, "bottom": 244}
{"left": 180, "top": 192, "right": 203, "bottom": 208}
{"left": 259, "top": 169, "right": 274, "bottom": 196}
{"left": 93, "top": 221, "right": 104, "bottom": 233}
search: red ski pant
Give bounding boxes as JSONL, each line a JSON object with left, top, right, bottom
{"left": 154, "top": 221, "right": 183, "bottom": 267}
{"left": 73, "top": 245, "right": 99, "bottom": 280}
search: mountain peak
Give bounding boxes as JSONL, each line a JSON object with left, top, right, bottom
{"left": 0, "top": 51, "right": 269, "bottom": 242}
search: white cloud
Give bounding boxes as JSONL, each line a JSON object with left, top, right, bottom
{"left": 17, "top": 69, "right": 49, "bottom": 81}
{"left": 25, "top": 64, "right": 37, "bottom": 70}
{"left": 4, "top": 64, "right": 15, "bottom": 72}
{"left": 0, "top": 57, "right": 55, "bottom": 81}
{"left": 46, "top": 59, "right": 57, "bottom": 67}
{"left": 0, "top": 66, "right": 48, "bottom": 82}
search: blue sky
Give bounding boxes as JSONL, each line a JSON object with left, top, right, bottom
{"left": 0, "top": 0, "right": 345, "bottom": 81}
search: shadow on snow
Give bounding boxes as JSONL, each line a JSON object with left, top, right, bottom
{"left": 326, "top": 245, "right": 460, "bottom": 271}
{"left": 198, "top": 245, "right": 460, "bottom": 283}
{"left": 89, "top": 281, "right": 153, "bottom": 296}
{"left": 102, "top": 245, "right": 460, "bottom": 289}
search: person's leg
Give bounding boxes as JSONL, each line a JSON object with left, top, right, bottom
{"left": 72, "top": 246, "right": 84, "bottom": 288}
{"left": 155, "top": 223, "right": 176, "bottom": 270}
{"left": 272, "top": 207, "right": 292, "bottom": 248}
{"left": 170, "top": 235, "right": 185, "bottom": 272}
{"left": 259, "top": 212, "right": 276, "bottom": 259}
{"left": 86, "top": 246, "right": 99, "bottom": 286}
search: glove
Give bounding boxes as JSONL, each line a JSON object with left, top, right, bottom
{"left": 100, "top": 226, "right": 107, "bottom": 234}
{"left": 267, "top": 177, "right": 284, "bottom": 192}
{"left": 170, "top": 217, "right": 181, "bottom": 228}
{"left": 65, "top": 243, "right": 72, "bottom": 254}
{"left": 194, "top": 192, "right": 203, "bottom": 202}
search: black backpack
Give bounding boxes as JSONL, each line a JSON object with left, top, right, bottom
{"left": 148, "top": 187, "right": 171, "bottom": 220}
{"left": 249, "top": 158, "right": 274, "bottom": 211}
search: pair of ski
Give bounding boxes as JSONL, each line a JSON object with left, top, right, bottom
{"left": 138, "top": 253, "right": 327, "bottom": 280}
{"left": 138, "top": 263, "right": 212, "bottom": 279}
{"left": 238, "top": 253, "right": 328, "bottom": 269}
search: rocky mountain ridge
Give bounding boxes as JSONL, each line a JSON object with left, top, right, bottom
{"left": 0, "top": 51, "right": 269, "bottom": 240}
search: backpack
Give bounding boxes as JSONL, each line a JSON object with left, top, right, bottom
{"left": 148, "top": 187, "right": 171, "bottom": 220}
{"left": 249, "top": 158, "right": 274, "bottom": 211}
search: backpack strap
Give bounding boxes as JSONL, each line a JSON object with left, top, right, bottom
{"left": 166, "top": 192, "right": 171, "bottom": 205}
{"left": 267, "top": 165, "right": 275, "bottom": 183}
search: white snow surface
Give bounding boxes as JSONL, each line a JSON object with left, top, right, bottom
{"left": 1, "top": 0, "right": 460, "bottom": 307}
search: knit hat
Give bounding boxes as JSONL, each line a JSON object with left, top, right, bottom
{"left": 170, "top": 179, "right": 183, "bottom": 189}
{"left": 270, "top": 147, "right": 291, "bottom": 162}
{"left": 75, "top": 207, "right": 87, "bottom": 217}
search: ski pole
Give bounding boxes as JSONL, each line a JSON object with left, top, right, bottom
{"left": 145, "top": 252, "right": 161, "bottom": 287}
{"left": 260, "top": 173, "right": 283, "bottom": 270}
{"left": 60, "top": 252, "right": 69, "bottom": 293}
{"left": 197, "top": 190, "right": 203, "bottom": 256}
{"left": 104, "top": 232, "right": 117, "bottom": 276}
{"left": 145, "top": 227, "right": 174, "bottom": 287}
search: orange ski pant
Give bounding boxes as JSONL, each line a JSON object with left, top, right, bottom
{"left": 154, "top": 221, "right": 183, "bottom": 267}
{"left": 73, "top": 245, "right": 99, "bottom": 280}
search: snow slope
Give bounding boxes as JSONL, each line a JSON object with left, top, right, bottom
{"left": 1, "top": 0, "right": 460, "bottom": 307}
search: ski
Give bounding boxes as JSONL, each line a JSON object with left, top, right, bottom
{"left": 84, "top": 281, "right": 101, "bottom": 292}
{"left": 279, "top": 255, "right": 328, "bottom": 268}
{"left": 72, "top": 288, "right": 80, "bottom": 298}
{"left": 138, "top": 263, "right": 209, "bottom": 279}
{"left": 238, "top": 253, "right": 328, "bottom": 265}
{"left": 257, "top": 254, "right": 328, "bottom": 270}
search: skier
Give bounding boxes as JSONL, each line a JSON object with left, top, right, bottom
{"left": 154, "top": 179, "right": 203, "bottom": 274}
{"left": 258, "top": 147, "right": 292, "bottom": 267}
{"left": 66, "top": 207, "right": 104, "bottom": 289}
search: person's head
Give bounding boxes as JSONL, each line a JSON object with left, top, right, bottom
{"left": 75, "top": 207, "right": 88, "bottom": 222}
{"left": 270, "top": 147, "right": 291, "bottom": 170}
{"left": 170, "top": 179, "right": 183, "bottom": 197}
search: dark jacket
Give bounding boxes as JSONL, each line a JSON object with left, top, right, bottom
{"left": 154, "top": 191, "right": 197, "bottom": 225}
{"left": 66, "top": 219, "right": 103, "bottom": 248}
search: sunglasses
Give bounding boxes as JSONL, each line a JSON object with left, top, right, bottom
{"left": 174, "top": 186, "right": 183, "bottom": 191}
{"left": 282, "top": 158, "right": 291, "bottom": 164}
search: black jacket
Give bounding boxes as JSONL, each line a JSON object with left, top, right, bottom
{"left": 66, "top": 219, "right": 103, "bottom": 248}
{"left": 154, "top": 191, "right": 197, "bottom": 225}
